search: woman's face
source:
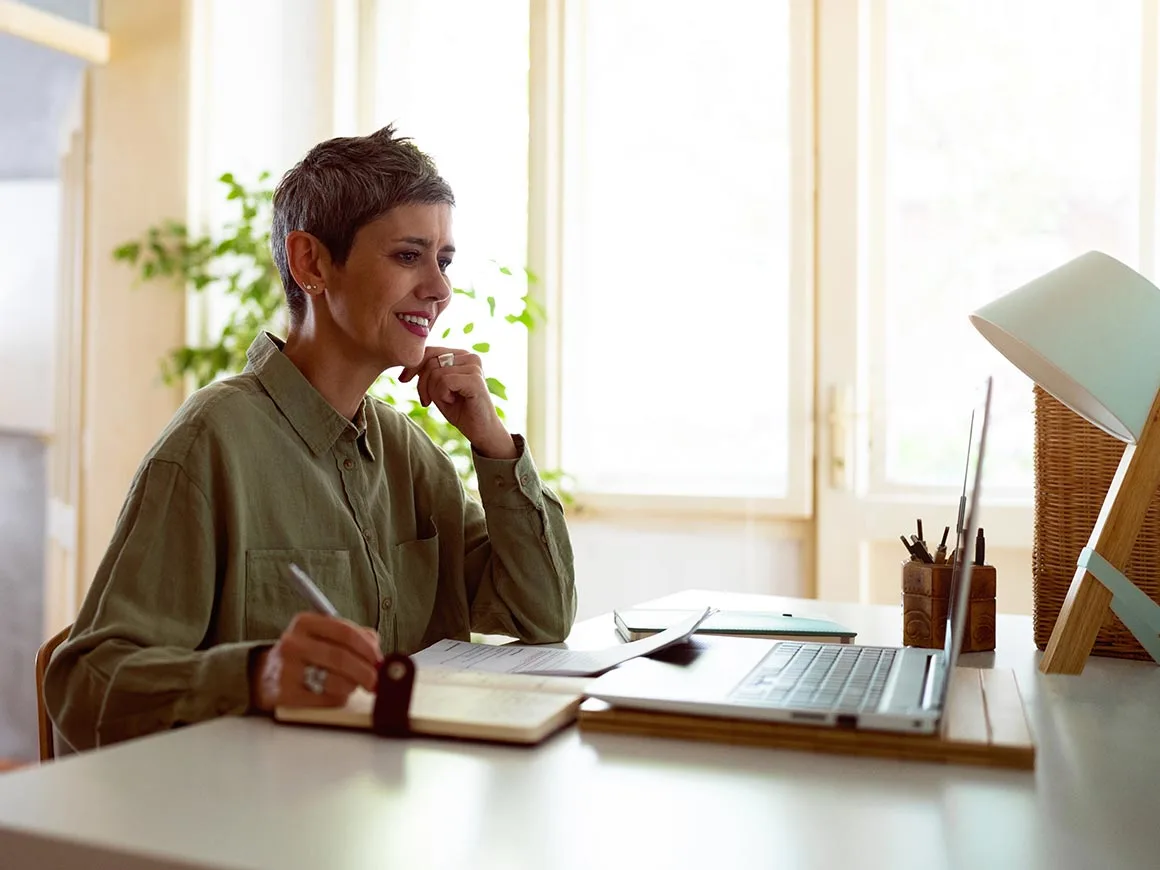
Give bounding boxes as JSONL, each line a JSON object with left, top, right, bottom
{"left": 323, "top": 202, "right": 455, "bottom": 370}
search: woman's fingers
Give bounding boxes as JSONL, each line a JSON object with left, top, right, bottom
{"left": 292, "top": 613, "right": 382, "bottom": 665}
{"left": 274, "top": 657, "right": 360, "bottom": 708}
{"left": 401, "top": 347, "right": 485, "bottom": 408}
{"left": 431, "top": 371, "right": 485, "bottom": 406}
{"left": 419, "top": 363, "right": 484, "bottom": 407}
{"left": 280, "top": 631, "right": 379, "bottom": 694}
{"left": 279, "top": 614, "right": 382, "bottom": 699}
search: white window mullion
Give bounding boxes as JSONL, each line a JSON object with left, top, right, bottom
{"left": 527, "top": 0, "right": 568, "bottom": 471}
{"left": 785, "top": 0, "right": 817, "bottom": 518}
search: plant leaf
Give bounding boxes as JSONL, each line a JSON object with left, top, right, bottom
{"left": 485, "top": 377, "right": 507, "bottom": 400}
{"left": 113, "top": 241, "right": 141, "bottom": 262}
{"left": 471, "top": 342, "right": 490, "bottom": 353}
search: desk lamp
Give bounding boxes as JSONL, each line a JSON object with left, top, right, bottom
{"left": 970, "top": 251, "right": 1160, "bottom": 674}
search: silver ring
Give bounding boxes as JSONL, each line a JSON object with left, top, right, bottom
{"left": 437, "top": 352, "right": 456, "bottom": 368}
{"left": 303, "top": 664, "right": 328, "bottom": 695}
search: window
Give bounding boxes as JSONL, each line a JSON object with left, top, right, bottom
{"left": 374, "top": 0, "right": 532, "bottom": 435}
{"left": 875, "top": 0, "right": 1145, "bottom": 495}
{"left": 557, "top": 0, "right": 811, "bottom": 504}
{"left": 814, "top": 0, "right": 1155, "bottom": 604}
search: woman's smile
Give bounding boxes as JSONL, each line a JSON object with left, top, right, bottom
{"left": 396, "top": 311, "right": 433, "bottom": 337}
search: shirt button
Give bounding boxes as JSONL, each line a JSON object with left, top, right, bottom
{"left": 362, "top": 528, "right": 373, "bottom": 542}
{"left": 494, "top": 475, "right": 504, "bottom": 488}
{"left": 343, "top": 458, "right": 354, "bottom": 470}
{"left": 381, "top": 598, "right": 393, "bottom": 611}
{"left": 520, "top": 474, "right": 530, "bottom": 486}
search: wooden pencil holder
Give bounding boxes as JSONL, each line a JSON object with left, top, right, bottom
{"left": 902, "top": 561, "right": 997, "bottom": 653}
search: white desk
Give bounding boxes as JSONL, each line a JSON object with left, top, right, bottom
{"left": 1, "top": 590, "right": 1158, "bottom": 870}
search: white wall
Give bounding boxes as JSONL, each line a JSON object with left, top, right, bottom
{"left": 569, "top": 516, "right": 808, "bottom": 620}
{"left": 0, "top": 179, "right": 58, "bottom": 435}
{"left": 78, "top": 0, "right": 189, "bottom": 586}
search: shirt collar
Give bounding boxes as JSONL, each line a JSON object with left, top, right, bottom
{"left": 245, "top": 332, "right": 374, "bottom": 459}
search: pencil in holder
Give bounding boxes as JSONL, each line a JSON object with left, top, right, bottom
{"left": 902, "top": 561, "right": 996, "bottom": 653}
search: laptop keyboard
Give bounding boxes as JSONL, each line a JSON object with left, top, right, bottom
{"left": 728, "top": 643, "right": 897, "bottom": 713}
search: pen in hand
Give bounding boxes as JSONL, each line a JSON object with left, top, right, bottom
{"left": 287, "top": 563, "right": 340, "bottom": 618}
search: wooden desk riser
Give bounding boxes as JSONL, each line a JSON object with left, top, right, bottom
{"left": 580, "top": 666, "right": 1035, "bottom": 770}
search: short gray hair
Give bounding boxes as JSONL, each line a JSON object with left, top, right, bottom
{"left": 271, "top": 125, "right": 455, "bottom": 325}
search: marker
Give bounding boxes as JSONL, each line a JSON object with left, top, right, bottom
{"left": 287, "top": 563, "right": 340, "bottom": 618}
{"left": 974, "top": 528, "right": 986, "bottom": 567}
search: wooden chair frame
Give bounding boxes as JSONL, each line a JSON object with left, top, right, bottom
{"left": 35, "top": 625, "right": 72, "bottom": 761}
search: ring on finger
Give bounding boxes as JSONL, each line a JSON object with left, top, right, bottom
{"left": 303, "top": 664, "right": 329, "bottom": 695}
{"left": 437, "top": 352, "right": 456, "bottom": 368}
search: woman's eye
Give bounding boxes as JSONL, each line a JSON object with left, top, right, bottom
{"left": 397, "top": 251, "right": 421, "bottom": 264}
{"left": 438, "top": 258, "right": 453, "bottom": 273}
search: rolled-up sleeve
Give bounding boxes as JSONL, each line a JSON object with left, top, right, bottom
{"left": 464, "top": 435, "right": 577, "bottom": 642}
{"left": 44, "top": 459, "right": 265, "bottom": 751}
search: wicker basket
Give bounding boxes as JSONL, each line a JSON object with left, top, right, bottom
{"left": 1033, "top": 386, "right": 1160, "bottom": 660}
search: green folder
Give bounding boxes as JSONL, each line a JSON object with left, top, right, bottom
{"left": 614, "top": 609, "right": 857, "bottom": 644}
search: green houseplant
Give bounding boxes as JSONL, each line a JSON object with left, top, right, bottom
{"left": 114, "top": 172, "right": 566, "bottom": 495}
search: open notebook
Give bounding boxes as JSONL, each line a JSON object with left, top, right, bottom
{"left": 275, "top": 609, "right": 709, "bottom": 744}
{"left": 275, "top": 669, "right": 590, "bottom": 745}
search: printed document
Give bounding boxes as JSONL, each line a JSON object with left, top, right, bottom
{"left": 411, "top": 608, "right": 712, "bottom": 677}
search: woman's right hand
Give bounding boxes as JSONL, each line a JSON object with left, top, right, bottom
{"left": 250, "top": 613, "right": 384, "bottom": 713}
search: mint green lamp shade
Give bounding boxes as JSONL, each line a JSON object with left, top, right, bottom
{"left": 969, "top": 251, "right": 1160, "bottom": 444}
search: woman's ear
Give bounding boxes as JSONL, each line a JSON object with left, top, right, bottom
{"left": 286, "top": 231, "right": 332, "bottom": 297}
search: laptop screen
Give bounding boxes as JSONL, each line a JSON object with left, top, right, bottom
{"left": 938, "top": 377, "right": 993, "bottom": 701}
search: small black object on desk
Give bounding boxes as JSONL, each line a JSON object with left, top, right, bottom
{"left": 372, "top": 653, "right": 416, "bottom": 737}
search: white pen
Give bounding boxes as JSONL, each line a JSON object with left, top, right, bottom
{"left": 287, "top": 563, "right": 340, "bottom": 618}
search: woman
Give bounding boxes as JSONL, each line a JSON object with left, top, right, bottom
{"left": 45, "top": 126, "right": 576, "bottom": 752}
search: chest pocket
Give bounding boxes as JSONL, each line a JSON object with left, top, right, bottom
{"left": 390, "top": 523, "right": 440, "bottom": 653}
{"left": 244, "top": 548, "right": 356, "bottom": 640}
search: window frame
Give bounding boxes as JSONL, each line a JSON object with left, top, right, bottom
{"left": 526, "top": 0, "right": 817, "bottom": 519}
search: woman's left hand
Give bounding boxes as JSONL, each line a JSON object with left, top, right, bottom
{"left": 399, "top": 346, "right": 518, "bottom": 459}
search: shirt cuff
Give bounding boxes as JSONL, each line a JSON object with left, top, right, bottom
{"left": 95, "top": 641, "right": 270, "bottom": 746}
{"left": 474, "top": 434, "right": 544, "bottom": 509}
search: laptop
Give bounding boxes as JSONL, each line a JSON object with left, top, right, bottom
{"left": 589, "top": 377, "right": 992, "bottom": 736}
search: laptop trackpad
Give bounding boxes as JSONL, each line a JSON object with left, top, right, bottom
{"left": 593, "top": 635, "right": 778, "bottom": 702}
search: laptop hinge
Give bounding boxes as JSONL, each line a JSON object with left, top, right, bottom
{"left": 919, "top": 654, "right": 940, "bottom": 710}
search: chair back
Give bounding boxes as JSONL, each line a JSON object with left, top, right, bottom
{"left": 35, "top": 625, "right": 72, "bottom": 762}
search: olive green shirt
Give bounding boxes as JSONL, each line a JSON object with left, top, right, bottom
{"left": 45, "top": 333, "right": 576, "bottom": 751}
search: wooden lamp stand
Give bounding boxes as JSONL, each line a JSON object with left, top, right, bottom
{"left": 970, "top": 250, "right": 1160, "bottom": 675}
{"left": 1040, "top": 388, "right": 1160, "bottom": 673}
